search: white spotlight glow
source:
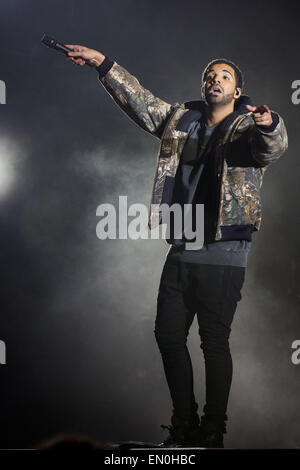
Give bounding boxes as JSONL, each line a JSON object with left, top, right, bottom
{"left": 0, "top": 138, "right": 22, "bottom": 197}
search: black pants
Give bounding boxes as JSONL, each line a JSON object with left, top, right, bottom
{"left": 154, "top": 256, "right": 246, "bottom": 434}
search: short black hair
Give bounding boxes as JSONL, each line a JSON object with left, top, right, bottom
{"left": 202, "top": 58, "right": 244, "bottom": 91}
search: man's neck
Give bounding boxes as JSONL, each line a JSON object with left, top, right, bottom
{"left": 205, "top": 102, "right": 235, "bottom": 126}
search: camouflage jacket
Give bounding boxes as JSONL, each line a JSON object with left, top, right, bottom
{"left": 97, "top": 59, "right": 288, "bottom": 242}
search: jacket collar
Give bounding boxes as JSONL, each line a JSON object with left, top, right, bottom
{"left": 175, "top": 95, "right": 254, "bottom": 140}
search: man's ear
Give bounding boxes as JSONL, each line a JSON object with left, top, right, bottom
{"left": 234, "top": 87, "right": 242, "bottom": 99}
{"left": 201, "top": 84, "right": 205, "bottom": 98}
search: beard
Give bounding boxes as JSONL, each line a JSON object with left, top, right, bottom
{"left": 204, "top": 89, "right": 235, "bottom": 107}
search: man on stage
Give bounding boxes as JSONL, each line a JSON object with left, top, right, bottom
{"left": 66, "top": 45, "right": 288, "bottom": 448}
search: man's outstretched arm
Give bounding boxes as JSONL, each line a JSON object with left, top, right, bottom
{"left": 66, "top": 44, "right": 179, "bottom": 139}
{"left": 245, "top": 104, "right": 288, "bottom": 167}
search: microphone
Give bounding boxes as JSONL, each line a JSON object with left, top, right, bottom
{"left": 41, "top": 34, "right": 96, "bottom": 67}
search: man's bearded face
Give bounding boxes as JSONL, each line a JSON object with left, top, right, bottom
{"left": 202, "top": 63, "right": 239, "bottom": 106}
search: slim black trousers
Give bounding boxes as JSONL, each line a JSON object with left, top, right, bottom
{"left": 154, "top": 255, "right": 246, "bottom": 434}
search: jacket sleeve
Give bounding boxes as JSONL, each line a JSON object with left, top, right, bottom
{"left": 95, "top": 57, "right": 180, "bottom": 139}
{"left": 247, "top": 111, "right": 288, "bottom": 167}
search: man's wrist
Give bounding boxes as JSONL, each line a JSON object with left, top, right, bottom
{"left": 256, "top": 112, "right": 279, "bottom": 132}
{"left": 96, "top": 56, "right": 114, "bottom": 78}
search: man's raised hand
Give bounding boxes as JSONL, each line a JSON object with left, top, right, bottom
{"left": 65, "top": 44, "right": 105, "bottom": 67}
{"left": 246, "top": 104, "right": 273, "bottom": 127}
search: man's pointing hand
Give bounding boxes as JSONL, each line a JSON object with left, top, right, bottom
{"left": 246, "top": 104, "right": 273, "bottom": 127}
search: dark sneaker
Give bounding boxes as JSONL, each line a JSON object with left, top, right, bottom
{"left": 197, "top": 413, "right": 226, "bottom": 448}
{"left": 198, "top": 430, "right": 224, "bottom": 448}
{"left": 158, "top": 424, "right": 201, "bottom": 448}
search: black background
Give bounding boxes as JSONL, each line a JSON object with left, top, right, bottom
{"left": 0, "top": 0, "right": 299, "bottom": 449}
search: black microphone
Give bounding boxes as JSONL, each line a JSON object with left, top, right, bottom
{"left": 41, "top": 34, "right": 96, "bottom": 67}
